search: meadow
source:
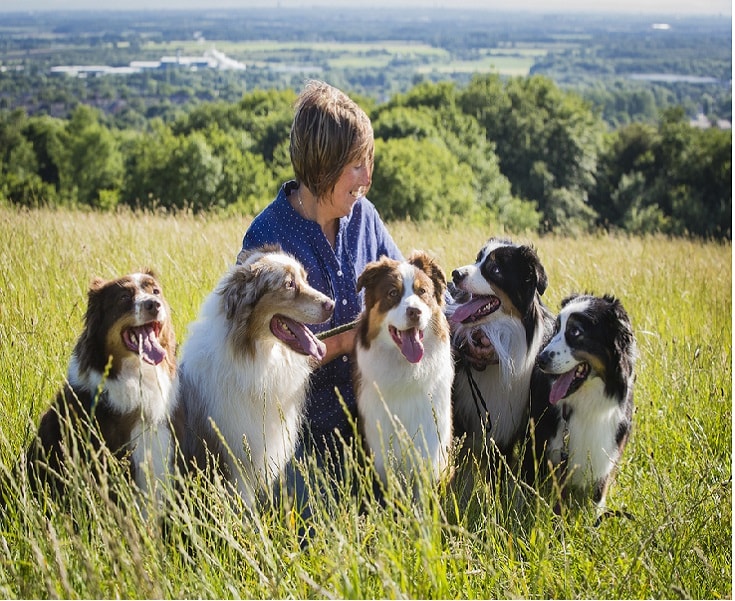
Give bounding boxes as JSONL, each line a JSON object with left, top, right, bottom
{"left": 0, "top": 206, "right": 731, "bottom": 598}
{"left": 142, "top": 39, "right": 539, "bottom": 76}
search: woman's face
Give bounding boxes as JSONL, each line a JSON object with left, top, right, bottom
{"left": 326, "top": 158, "right": 371, "bottom": 217}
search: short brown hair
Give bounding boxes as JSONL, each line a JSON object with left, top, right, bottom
{"left": 290, "top": 80, "right": 374, "bottom": 200}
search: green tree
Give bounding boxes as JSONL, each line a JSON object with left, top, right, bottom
{"left": 593, "top": 122, "right": 660, "bottom": 228}
{"left": 168, "top": 132, "right": 223, "bottom": 211}
{"left": 592, "top": 109, "right": 731, "bottom": 238}
{"left": 372, "top": 137, "right": 475, "bottom": 222}
{"left": 170, "top": 89, "right": 295, "bottom": 208}
{"left": 122, "top": 122, "right": 222, "bottom": 211}
{"left": 206, "top": 124, "right": 275, "bottom": 214}
{"left": 235, "top": 89, "right": 295, "bottom": 168}
{"left": 55, "top": 105, "right": 123, "bottom": 209}
{"left": 373, "top": 81, "right": 539, "bottom": 230}
{"left": 23, "top": 115, "right": 64, "bottom": 193}
{"left": 122, "top": 121, "right": 177, "bottom": 209}
{"left": 657, "top": 109, "right": 731, "bottom": 237}
{"left": 0, "top": 109, "right": 58, "bottom": 207}
{"left": 460, "top": 74, "right": 604, "bottom": 232}
{"left": 124, "top": 119, "right": 277, "bottom": 213}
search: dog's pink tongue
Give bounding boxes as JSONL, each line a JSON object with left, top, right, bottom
{"left": 549, "top": 368, "right": 576, "bottom": 405}
{"left": 398, "top": 328, "right": 424, "bottom": 364}
{"left": 451, "top": 296, "right": 492, "bottom": 324}
{"left": 275, "top": 316, "right": 327, "bottom": 362}
{"left": 127, "top": 325, "right": 166, "bottom": 365}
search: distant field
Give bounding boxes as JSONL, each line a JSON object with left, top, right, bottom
{"left": 0, "top": 206, "right": 730, "bottom": 599}
{"left": 143, "top": 39, "right": 448, "bottom": 58}
{"left": 418, "top": 54, "right": 537, "bottom": 76}
{"left": 141, "top": 39, "right": 545, "bottom": 76}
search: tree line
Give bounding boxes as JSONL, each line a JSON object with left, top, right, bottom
{"left": 0, "top": 74, "right": 730, "bottom": 239}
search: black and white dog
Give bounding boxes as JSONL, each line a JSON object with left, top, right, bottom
{"left": 448, "top": 238, "right": 554, "bottom": 464}
{"left": 525, "top": 293, "right": 636, "bottom": 512}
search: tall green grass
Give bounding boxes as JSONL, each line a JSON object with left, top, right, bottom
{"left": 0, "top": 207, "right": 730, "bottom": 598}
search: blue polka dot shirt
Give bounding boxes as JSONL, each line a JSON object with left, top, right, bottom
{"left": 239, "top": 180, "right": 403, "bottom": 449}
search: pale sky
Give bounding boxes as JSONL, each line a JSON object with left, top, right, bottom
{"left": 0, "top": 0, "right": 731, "bottom": 14}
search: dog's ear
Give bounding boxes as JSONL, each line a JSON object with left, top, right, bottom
{"left": 236, "top": 248, "right": 255, "bottom": 266}
{"left": 521, "top": 246, "right": 548, "bottom": 296}
{"left": 220, "top": 265, "right": 261, "bottom": 321}
{"left": 85, "top": 277, "right": 109, "bottom": 323}
{"left": 88, "top": 276, "right": 106, "bottom": 292}
{"left": 237, "top": 244, "right": 283, "bottom": 266}
{"left": 604, "top": 295, "right": 636, "bottom": 386}
{"left": 356, "top": 256, "right": 396, "bottom": 294}
{"left": 408, "top": 250, "right": 447, "bottom": 305}
{"left": 535, "top": 262, "right": 548, "bottom": 296}
{"left": 140, "top": 267, "right": 158, "bottom": 280}
{"left": 78, "top": 277, "right": 110, "bottom": 362}
{"left": 260, "top": 243, "right": 283, "bottom": 255}
{"left": 560, "top": 292, "right": 581, "bottom": 308}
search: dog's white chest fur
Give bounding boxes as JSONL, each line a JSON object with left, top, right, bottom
{"left": 452, "top": 313, "right": 537, "bottom": 451}
{"left": 356, "top": 330, "right": 453, "bottom": 483}
{"left": 181, "top": 291, "right": 312, "bottom": 504}
{"left": 69, "top": 354, "right": 177, "bottom": 495}
{"left": 547, "top": 378, "right": 624, "bottom": 489}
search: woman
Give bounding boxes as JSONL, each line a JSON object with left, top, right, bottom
{"left": 238, "top": 80, "right": 403, "bottom": 481}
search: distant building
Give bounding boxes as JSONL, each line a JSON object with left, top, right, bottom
{"left": 160, "top": 55, "right": 216, "bottom": 70}
{"left": 129, "top": 60, "right": 162, "bottom": 70}
{"left": 690, "top": 113, "right": 732, "bottom": 130}
{"left": 50, "top": 48, "right": 245, "bottom": 78}
{"left": 50, "top": 65, "right": 139, "bottom": 77}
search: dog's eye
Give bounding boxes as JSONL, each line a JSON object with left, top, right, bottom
{"left": 152, "top": 287, "right": 161, "bottom": 295}
{"left": 388, "top": 288, "right": 399, "bottom": 298}
{"left": 285, "top": 279, "right": 295, "bottom": 289}
{"left": 119, "top": 293, "right": 131, "bottom": 304}
{"left": 416, "top": 287, "right": 427, "bottom": 296}
{"left": 568, "top": 325, "right": 583, "bottom": 339}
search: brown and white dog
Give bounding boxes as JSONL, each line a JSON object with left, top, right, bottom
{"left": 26, "top": 271, "right": 178, "bottom": 501}
{"left": 448, "top": 238, "right": 554, "bottom": 465}
{"left": 354, "top": 251, "right": 454, "bottom": 489}
{"left": 175, "top": 245, "right": 334, "bottom": 507}
{"left": 526, "top": 293, "right": 636, "bottom": 514}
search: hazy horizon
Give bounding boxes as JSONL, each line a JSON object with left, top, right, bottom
{"left": 0, "top": 0, "right": 731, "bottom": 15}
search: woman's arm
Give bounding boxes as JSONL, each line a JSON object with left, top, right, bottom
{"left": 320, "top": 327, "right": 357, "bottom": 365}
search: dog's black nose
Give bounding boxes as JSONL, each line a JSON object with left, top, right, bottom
{"left": 451, "top": 269, "right": 466, "bottom": 284}
{"left": 536, "top": 349, "right": 552, "bottom": 370}
{"left": 143, "top": 298, "right": 161, "bottom": 313}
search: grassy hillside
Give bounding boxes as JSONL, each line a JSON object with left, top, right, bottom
{"left": 0, "top": 207, "right": 730, "bottom": 598}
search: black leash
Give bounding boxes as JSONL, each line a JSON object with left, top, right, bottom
{"left": 463, "top": 357, "right": 491, "bottom": 430}
{"left": 316, "top": 320, "right": 359, "bottom": 340}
